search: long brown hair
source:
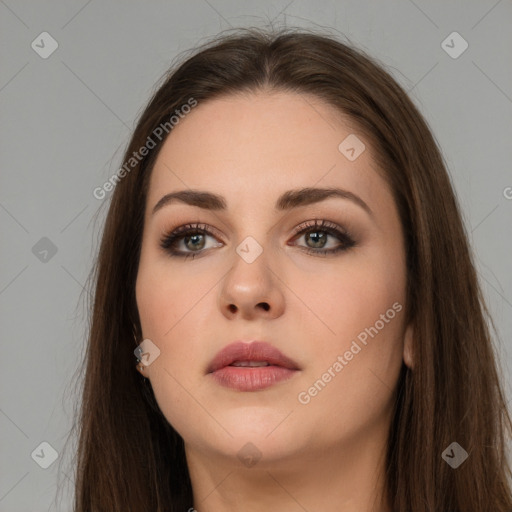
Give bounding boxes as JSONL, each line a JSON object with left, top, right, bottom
{"left": 66, "top": 26, "right": 512, "bottom": 511}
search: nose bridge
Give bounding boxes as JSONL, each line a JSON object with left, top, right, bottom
{"left": 218, "top": 228, "right": 285, "bottom": 320}
{"left": 224, "top": 199, "right": 275, "bottom": 259}
{"left": 229, "top": 234, "right": 271, "bottom": 291}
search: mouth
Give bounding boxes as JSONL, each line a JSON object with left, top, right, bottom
{"left": 207, "top": 340, "right": 301, "bottom": 391}
{"left": 207, "top": 340, "right": 300, "bottom": 373}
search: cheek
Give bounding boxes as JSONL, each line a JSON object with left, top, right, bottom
{"left": 292, "top": 249, "right": 405, "bottom": 345}
{"left": 135, "top": 264, "right": 209, "bottom": 436}
{"left": 135, "top": 255, "right": 221, "bottom": 384}
{"left": 136, "top": 254, "right": 209, "bottom": 338}
{"left": 293, "top": 265, "right": 405, "bottom": 445}
{"left": 136, "top": 273, "right": 171, "bottom": 340}
{"left": 296, "top": 244, "right": 407, "bottom": 410}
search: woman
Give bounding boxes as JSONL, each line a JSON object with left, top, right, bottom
{"left": 70, "top": 27, "right": 512, "bottom": 511}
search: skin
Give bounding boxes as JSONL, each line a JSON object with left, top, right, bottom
{"left": 135, "top": 90, "right": 414, "bottom": 512}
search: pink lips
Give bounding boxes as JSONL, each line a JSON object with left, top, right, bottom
{"left": 207, "top": 340, "right": 300, "bottom": 391}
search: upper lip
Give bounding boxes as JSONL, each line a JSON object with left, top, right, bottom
{"left": 207, "top": 340, "right": 300, "bottom": 373}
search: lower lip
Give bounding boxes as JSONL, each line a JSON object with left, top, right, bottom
{"left": 209, "top": 365, "right": 298, "bottom": 391}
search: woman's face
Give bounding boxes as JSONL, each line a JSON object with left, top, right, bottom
{"left": 135, "top": 90, "right": 413, "bottom": 468}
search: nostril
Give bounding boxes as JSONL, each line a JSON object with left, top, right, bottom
{"left": 228, "top": 304, "right": 237, "bottom": 313}
{"left": 258, "top": 303, "right": 270, "bottom": 311}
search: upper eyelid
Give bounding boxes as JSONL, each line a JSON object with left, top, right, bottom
{"left": 169, "top": 222, "right": 224, "bottom": 240}
{"left": 291, "top": 219, "right": 349, "bottom": 234}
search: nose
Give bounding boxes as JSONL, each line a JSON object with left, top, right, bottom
{"left": 218, "top": 250, "right": 285, "bottom": 321}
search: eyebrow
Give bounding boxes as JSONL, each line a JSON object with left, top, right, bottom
{"left": 151, "top": 187, "right": 373, "bottom": 218}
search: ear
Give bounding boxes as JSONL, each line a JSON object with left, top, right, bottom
{"left": 403, "top": 322, "right": 414, "bottom": 370}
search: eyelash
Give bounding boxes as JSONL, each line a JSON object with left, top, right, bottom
{"left": 159, "top": 219, "right": 356, "bottom": 260}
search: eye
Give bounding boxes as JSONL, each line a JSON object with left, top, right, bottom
{"left": 289, "top": 219, "right": 356, "bottom": 256}
{"left": 159, "top": 223, "right": 222, "bottom": 260}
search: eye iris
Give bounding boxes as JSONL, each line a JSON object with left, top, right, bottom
{"left": 185, "top": 233, "right": 205, "bottom": 251}
{"left": 305, "top": 231, "right": 327, "bottom": 248}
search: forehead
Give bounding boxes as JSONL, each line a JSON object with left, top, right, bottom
{"left": 147, "top": 91, "right": 388, "bottom": 214}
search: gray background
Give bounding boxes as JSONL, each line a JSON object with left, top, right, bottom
{"left": 1, "top": 1, "right": 511, "bottom": 510}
